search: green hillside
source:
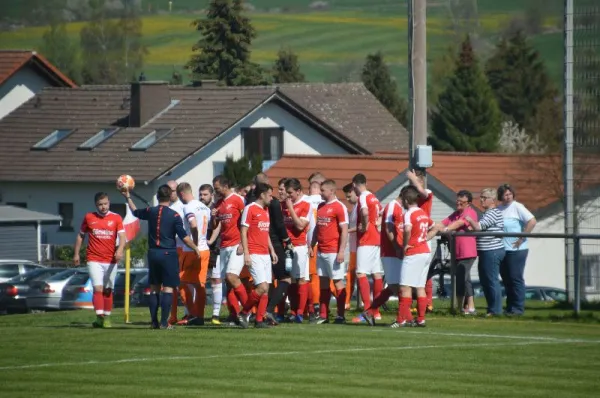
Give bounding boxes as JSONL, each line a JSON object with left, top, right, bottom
{"left": 0, "top": 0, "right": 564, "bottom": 93}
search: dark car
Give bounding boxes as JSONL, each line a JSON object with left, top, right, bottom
{"left": 0, "top": 268, "right": 67, "bottom": 314}
{"left": 113, "top": 268, "right": 148, "bottom": 308}
{"left": 525, "top": 286, "right": 567, "bottom": 302}
{"left": 131, "top": 273, "right": 191, "bottom": 307}
{"left": 0, "top": 260, "right": 47, "bottom": 283}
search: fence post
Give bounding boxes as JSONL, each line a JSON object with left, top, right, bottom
{"left": 448, "top": 233, "right": 457, "bottom": 314}
{"left": 574, "top": 236, "right": 581, "bottom": 315}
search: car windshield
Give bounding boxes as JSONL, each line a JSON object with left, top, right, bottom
{"left": 46, "top": 269, "right": 79, "bottom": 281}
{"left": 6, "top": 268, "right": 60, "bottom": 283}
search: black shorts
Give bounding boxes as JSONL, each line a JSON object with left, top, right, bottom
{"left": 271, "top": 241, "right": 289, "bottom": 280}
{"left": 147, "top": 248, "right": 180, "bottom": 288}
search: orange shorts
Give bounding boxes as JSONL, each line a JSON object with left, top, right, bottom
{"left": 180, "top": 250, "right": 209, "bottom": 286}
{"left": 348, "top": 251, "right": 357, "bottom": 273}
{"left": 309, "top": 244, "right": 318, "bottom": 275}
{"left": 177, "top": 247, "right": 184, "bottom": 272}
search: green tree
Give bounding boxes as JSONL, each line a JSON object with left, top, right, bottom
{"left": 119, "top": 0, "right": 147, "bottom": 81}
{"left": 272, "top": 47, "right": 305, "bottom": 83}
{"left": 186, "top": 0, "right": 267, "bottom": 86}
{"left": 222, "top": 154, "right": 263, "bottom": 188}
{"left": 361, "top": 52, "right": 408, "bottom": 127}
{"left": 430, "top": 36, "right": 501, "bottom": 152}
{"left": 428, "top": 44, "right": 458, "bottom": 107}
{"left": 39, "top": 13, "right": 81, "bottom": 84}
{"left": 485, "top": 29, "right": 558, "bottom": 130}
{"left": 130, "top": 236, "right": 148, "bottom": 264}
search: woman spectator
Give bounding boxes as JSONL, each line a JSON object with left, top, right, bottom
{"left": 464, "top": 188, "right": 505, "bottom": 316}
{"left": 496, "top": 184, "right": 536, "bottom": 315}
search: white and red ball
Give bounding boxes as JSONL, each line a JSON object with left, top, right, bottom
{"left": 116, "top": 174, "right": 135, "bottom": 191}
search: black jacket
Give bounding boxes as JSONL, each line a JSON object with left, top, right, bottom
{"left": 246, "top": 189, "right": 289, "bottom": 245}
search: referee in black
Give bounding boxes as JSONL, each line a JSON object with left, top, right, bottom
{"left": 122, "top": 184, "right": 200, "bottom": 330}
{"left": 246, "top": 173, "right": 290, "bottom": 325}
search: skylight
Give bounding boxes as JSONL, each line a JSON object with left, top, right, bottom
{"left": 31, "top": 129, "right": 75, "bottom": 150}
{"left": 129, "top": 128, "right": 174, "bottom": 151}
{"left": 78, "top": 128, "right": 120, "bottom": 150}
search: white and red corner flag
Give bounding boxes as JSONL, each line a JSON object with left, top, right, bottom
{"left": 123, "top": 205, "right": 141, "bottom": 243}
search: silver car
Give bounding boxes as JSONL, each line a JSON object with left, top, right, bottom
{"left": 26, "top": 268, "right": 88, "bottom": 311}
{"left": 0, "top": 260, "right": 46, "bottom": 283}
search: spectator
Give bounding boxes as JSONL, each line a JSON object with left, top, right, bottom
{"left": 464, "top": 188, "right": 505, "bottom": 316}
{"left": 497, "top": 184, "right": 536, "bottom": 315}
{"left": 433, "top": 190, "right": 478, "bottom": 314}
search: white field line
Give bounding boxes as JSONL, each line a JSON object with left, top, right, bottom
{"left": 0, "top": 339, "right": 593, "bottom": 372}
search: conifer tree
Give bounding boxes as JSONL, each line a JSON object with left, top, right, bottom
{"left": 272, "top": 48, "right": 305, "bottom": 83}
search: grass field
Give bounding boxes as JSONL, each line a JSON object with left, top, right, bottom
{"left": 1, "top": 301, "right": 599, "bottom": 397}
{"left": 0, "top": 1, "right": 564, "bottom": 92}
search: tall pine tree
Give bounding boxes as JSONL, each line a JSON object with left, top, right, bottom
{"left": 272, "top": 48, "right": 305, "bottom": 83}
{"left": 223, "top": 154, "right": 263, "bottom": 187}
{"left": 430, "top": 36, "right": 501, "bottom": 152}
{"left": 361, "top": 52, "right": 408, "bottom": 127}
{"left": 186, "top": 0, "right": 268, "bottom": 86}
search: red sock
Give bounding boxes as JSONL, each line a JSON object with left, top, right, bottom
{"left": 227, "top": 288, "right": 240, "bottom": 316}
{"left": 373, "top": 278, "right": 383, "bottom": 307}
{"left": 369, "top": 287, "right": 392, "bottom": 315}
{"left": 297, "top": 283, "right": 309, "bottom": 316}
{"left": 242, "top": 290, "right": 261, "bottom": 314}
{"left": 256, "top": 293, "right": 268, "bottom": 322}
{"left": 336, "top": 288, "right": 347, "bottom": 318}
{"left": 425, "top": 279, "right": 433, "bottom": 307}
{"left": 398, "top": 297, "right": 412, "bottom": 323}
{"left": 92, "top": 291, "right": 104, "bottom": 315}
{"left": 357, "top": 276, "right": 371, "bottom": 309}
{"left": 234, "top": 284, "right": 248, "bottom": 307}
{"left": 288, "top": 284, "right": 298, "bottom": 315}
{"left": 307, "top": 285, "right": 314, "bottom": 315}
{"left": 319, "top": 288, "right": 331, "bottom": 318}
{"left": 417, "top": 297, "right": 427, "bottom": 322}
{"left": 103, "top": 290, "right": 113, "bottom": 316}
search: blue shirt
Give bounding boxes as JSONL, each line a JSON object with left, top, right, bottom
{"left": 497, "top": 201, "right": 535, "bottom": 251}
{"left": 133, "top": 205, "right": 188, "bottom": 250}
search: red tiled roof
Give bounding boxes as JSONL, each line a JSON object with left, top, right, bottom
{"left": 0, "top": 50, "right": 76, "bottom": 87}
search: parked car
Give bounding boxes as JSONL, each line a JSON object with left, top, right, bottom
{"left": 525, "top": 286, "right": 567, "bottom": 302}
{"left": 131, "top": 273, "right": 192, "bottom": 307}
{"left": 114, "top": 269, "right": 149, "bottom": 307}
{"left": 0, "top": 260, "right": 46, "bottom": 283}
{"left": 0, "top": 268, "right": 67, "bottom": 314}
{"left": 60, "top": 271, "right": 94, "bottom": 310}
{"left": 26, "top": 268, "right": 88, "bottom": 311}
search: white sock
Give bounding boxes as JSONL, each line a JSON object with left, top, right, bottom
{"left": 212, "top": 282, "right": 222, "bottom": 317}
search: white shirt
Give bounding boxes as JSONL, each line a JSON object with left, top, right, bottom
{"left": 348, "top": 203, "right": 357, "bottom": 253}
{"left": 182, "top": 199, "right": 211, "bottom": 251}
{"left": 170, "top": 199, "right": 186, "bottom": 249}
{"left": 306, "top": 194, "right": 324, "bottom": 246}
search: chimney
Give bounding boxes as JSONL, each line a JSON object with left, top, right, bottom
{"left": 129, "top": 81, "right": 171, "bottom": 128}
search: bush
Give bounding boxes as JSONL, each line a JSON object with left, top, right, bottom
{"left": 54, "top": 244, "right": 86, "bottom": 265}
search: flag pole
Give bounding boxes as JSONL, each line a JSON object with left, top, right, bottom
{"left": 124, "top": 242, "right": 131, "bottom": 324}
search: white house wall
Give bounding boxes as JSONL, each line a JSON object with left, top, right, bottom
{"left": 0, "top": 65, "right": 53, "bottom": 120}
{"left": 526, "top": 213, "right": 565, "bottom": 289}
{"left": 0, "top": 182, "right": 154, "bottom": 246}
{"left": 164, "top": 101, "right": 349, "bottom": 191}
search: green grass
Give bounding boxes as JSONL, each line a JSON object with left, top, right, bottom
{"left": 1, "top": 301, "right": 599, "bottom": 397}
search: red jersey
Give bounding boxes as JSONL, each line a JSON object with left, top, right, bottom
{"left": 283, "top": 197, "right": 311, "bottom": 246}
{"left": 215, "top": 193, "right": 245, "bottom": 248}
{"left": 403, "top": 206, "right": 433, "bottom": 256}
{"left": 80, "top": 212, "right": 124, "bottom": 263}
{"left": 316, "top": 199, "right": 348, "bottom": 254}
{"left": 357, "top": 191, "right": 381, "bottom": 246}
{"left": 240, "top": 202, "right": 270, "bottom": 255}
{"left": 417, "top": 189, "right": 433, "bottom": 217}
{"left": 380, "top": 200, "right": 404, "bottom": 258}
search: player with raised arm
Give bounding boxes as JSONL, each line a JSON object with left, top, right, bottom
{"left": 73, "top": 192, "right": 126, "bottom": 328}
{"left": 177, "top": 182, "right": 211, "bottom": 325}
{"left": 282, "top": 178, "right": 312, "bottom": 323}
{"left": 212, "top": 175, "right": 248, "bottom": 322}
{"left": 398, "top": 186, "right": 434, "bottom": 327}
{"left": 362, "top": 192, "right": 404, "bottom": 326}
{"left": 351, "top": 174, "right": 383, "bottom": 323}
{"left": 237, "top": 183, "right": 278, "bottom": 329}
{"left": 311, "top": 179, "right": 349, "bottom": 324}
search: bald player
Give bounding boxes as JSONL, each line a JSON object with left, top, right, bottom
{"left": 306, "top": 176, "right": 324, "bottom": 315}
{"left": 167, "top": 180, "right": 189, "bottom": 325}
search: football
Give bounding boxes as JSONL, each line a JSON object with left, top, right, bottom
{"left": 116, "top": 174, "right": 135, "bottom": 191}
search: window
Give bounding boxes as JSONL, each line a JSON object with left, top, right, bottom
{"left": 58, "top": 203, "right": 74, "bottom": 231}
{"left": 525, "top": 289, "right": 542, "bottom": 300}
{"left": 582, "top": 255, "right": 600, "bottom": 292}
{"left": 130, "top": 128, "right": 174, "bottom": 151}
{"left": 242, "top": 127, "right": 283, "bottom": 161}
{"left": 6, "top": 202, "right": 27, "bottom": 208}
{"left": 0, "top": 264, "right": 20, "bottom": 279}
{"left": 213, "top": 161, "right": 226, "bottom": 177}
{"left": 110, "top": 203, "right": 126, "bottom": 218}
{"left": 31, "top": 129, "right": 75, "bottom": 150}
{"left": 78, "top": 128, "right": 120, "bottom": 150}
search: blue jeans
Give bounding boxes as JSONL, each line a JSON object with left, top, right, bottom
{"left": 477, "top": 249, "right": 505, "bottom": 315}
{"left": 500, "top": 249, "right": 528, "bottom": 314}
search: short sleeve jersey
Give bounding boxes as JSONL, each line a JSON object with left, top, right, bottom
{"left": 241, "top": 202, "right": 270, "bottom": 255}
{"left": 417, "top": 189, "right": 433, "bottom": 217}
{"left": 306, "top": 194, "right": 324, "bottom": 246}
{"left": 348, "top": 204, "right": 358, "bottom": 252}
{"left": 170, "top": 200, "right": 186, "bottom": 249}
{"left": 283, "top": 197, "right": 311, "bottom": 246}
{"left": 215, "top": 193, "right": 246, "bottom": 248}
{"left": 357, "top": 191, "right": 381, "bottom": 246}
{"left": 80, "top": 212, "right": 124, "bottom": 263}
{"left": 403, "top": 207, "right": 433, "bottom": 256}
{"left": 316, "top": 199, "right": 348, "bottom": 253}
{"left": 380, "top": 200, "right": 404, "bottom": 258}
{"left": 183, "top": 199, "right": 211, "bottom": 251}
